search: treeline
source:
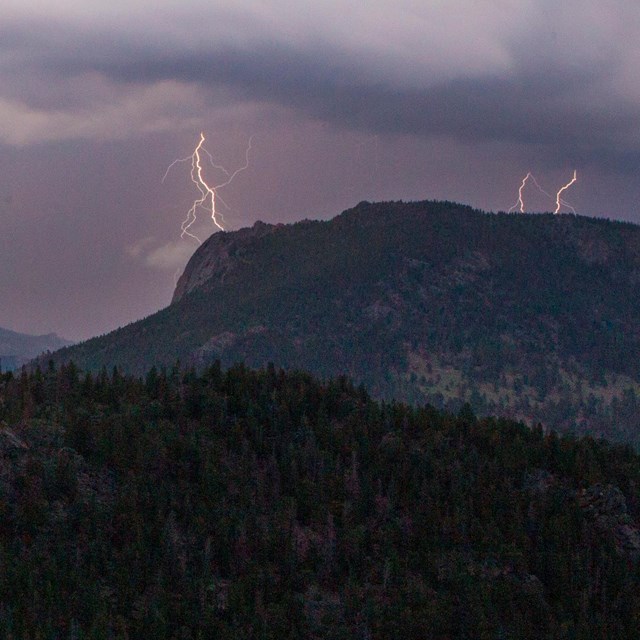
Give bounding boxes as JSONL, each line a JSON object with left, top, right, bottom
{"left": 0, "top": 362, "right": 639, "bottom": 638}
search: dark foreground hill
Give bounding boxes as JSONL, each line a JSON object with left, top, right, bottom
{"left": 0, "top": 326, "right": 71, "bottom": 370}
{"left": 51, "top": 200, "right": 640, "bottom": 444}
{"left": 1, "top": 363, "right": 640, "bottom": 638}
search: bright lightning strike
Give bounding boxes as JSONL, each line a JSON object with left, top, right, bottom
{"left": 163, "top": 132, "right": 253, "bottom": 244}
{"left": 554, "top": 170, "right": 577, "bottom": 214}
{"left": 509, "top": 173, "right": 532, "bottom": 213}
{"left": 508, "top": 172, "right": 553, "bottom": 213}
{"left": 509, "top": 170, "right": 577, "bottom": 214}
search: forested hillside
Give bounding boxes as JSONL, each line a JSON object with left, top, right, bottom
{"left": 50, "top": 200, "right": 640, "bottom": 444}
{"left": 0, "top": 362, "right": 639, "bottom": 638}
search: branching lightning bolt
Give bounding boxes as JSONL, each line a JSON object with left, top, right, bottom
{"left": 163, "top": 132, "right": 253, "bottom": 244}
{"left": 509, "top": 172, "right": 553, "bottom": 213}
{"left": 554, "top": 170, "right": 577, "bottom": 214}
{"left": 509, "top": 170, "right": 577, "bottom": 214}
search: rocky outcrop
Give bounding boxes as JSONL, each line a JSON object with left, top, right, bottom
{"left": 524, "top": 472, "right": 640, "bottom": 561}
{"left": 579, "top": 483, "right": 640, "bottom": 559}
{"left": 172, "top": 221, "right": 279, "bottom": 304}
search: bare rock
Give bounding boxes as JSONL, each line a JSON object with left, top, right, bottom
{"left": 579, "top": 483, "right": 640, "bottom": 559}
{"left": 172, "top": 221, "right": 278, "bottom": 303}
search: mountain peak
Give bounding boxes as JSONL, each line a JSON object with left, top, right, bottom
{"left": 172, "top": 220, "right": 280, "bottom": 304}
{"left": 49, "top": 200, "right": 640, "bottom": 445}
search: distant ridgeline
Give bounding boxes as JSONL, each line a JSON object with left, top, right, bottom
{"left": 49, "top": 200, "right": 640, "bottom": 445}
{"left": 0, "top": 326, "right": 71, "bottom": 371}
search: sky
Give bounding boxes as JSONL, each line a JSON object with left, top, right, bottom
{"left": 2, "top": 1, "right": 640, "bottom": 341}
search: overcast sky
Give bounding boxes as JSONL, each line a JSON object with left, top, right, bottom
{"left": 2, "top": 1, "right": 640, "bottom": 340}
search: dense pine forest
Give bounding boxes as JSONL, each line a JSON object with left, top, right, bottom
{"left": 0, "top": 362, "right": 639, "bottom": 638}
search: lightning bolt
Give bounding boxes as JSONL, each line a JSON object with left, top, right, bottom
{"left": 554, "top": 170, "right": 577, "bottom": 214}
{"left": 509, "top": 173, "right": 531, "bottom": 213}
{"left": 509, "top": 170, "right": 577, "bottom": 214}
{"left": 163, "top": 132, "right": 253, "bottom": 244}
{"left": 508, "top": 172, "right": 553, "bottom": 213}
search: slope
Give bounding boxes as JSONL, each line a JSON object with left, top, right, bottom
{"left": 50, "top": 200, "right": 640, "bottom": 443}
{"left": 1, "top": 363, "right": 639, "bottom": 637}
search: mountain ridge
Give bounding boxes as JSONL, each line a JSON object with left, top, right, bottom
{"left": 48, "top": 200, "right": 640, "bottom": 444}
{"left": 0, "top": 326, "right": 71, "bottom": 370}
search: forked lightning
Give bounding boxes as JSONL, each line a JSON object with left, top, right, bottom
{"left": 163, "top": 132, "right": 253, "bottom": 244}
{"left": 509, "top": 170, "right": 577, "bottom": 214}
{"left": 509, "top": 172, "right": 553, "bottom": 213}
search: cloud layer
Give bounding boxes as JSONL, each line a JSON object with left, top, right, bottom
{"left": 3, "top": 0, "right": 640, "bottom": 169}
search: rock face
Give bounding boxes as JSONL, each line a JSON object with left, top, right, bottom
{"left": 525, "top": 472, "right": 640, "bottom": 560}
{"left": 172, "top": 221, "right": 279, "bottom": 304}
{"left": 579, "top": 484, "right": 640, "bottom": 559}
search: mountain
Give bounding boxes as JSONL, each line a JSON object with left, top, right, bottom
{"left": 0, "top": 326, "right": 71, "bottom": 370}
{"left": 1, "top": 363, "right": 639, "bottom": 637}
{"left": 50, "top": 200, "right": 640, "bottom": 444}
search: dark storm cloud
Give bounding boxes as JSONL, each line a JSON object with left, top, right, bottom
{"left": 87, "top": 55, "right": 640, "bottom": 174}
{"left": 3, "top": 8, "right": 640, "bottom": 172}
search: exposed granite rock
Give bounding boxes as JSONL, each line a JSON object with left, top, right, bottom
{"left": 193, "top": 331, "right": 238, "bottom": 363}
{"left": 524, "top": 473, "right": 640, "bottom": 560}
{"left": 172, "top": 221, "right": 279, "bottom": 304}
{"left": 578, "top": 483, "right": 640, "bottom": 559}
